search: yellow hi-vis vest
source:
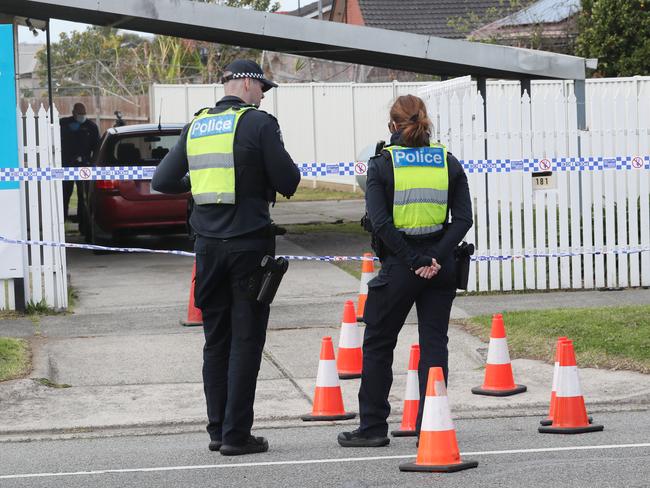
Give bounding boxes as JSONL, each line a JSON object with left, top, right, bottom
{"left": 386, "top": 144, "right": 449, "bottom": 236}
{"left": 186, "top": 106, "right": 254, "bottom": 205}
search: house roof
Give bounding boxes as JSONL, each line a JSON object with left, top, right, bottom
{"left": 357, "top": 0, "right": 505, "bottom": 39}
{"left": 493, "top": 0, "right": 580, "bottom": 27}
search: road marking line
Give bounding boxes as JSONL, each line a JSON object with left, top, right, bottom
{"left": 2, "top": 442, "right": 649, "bottom": 480}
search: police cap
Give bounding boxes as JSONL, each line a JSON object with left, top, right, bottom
{"left": 221, "top": 59, "right": 278, "bottom": 92}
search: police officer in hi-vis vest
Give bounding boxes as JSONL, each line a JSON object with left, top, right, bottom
{"left": 338, "top": 94, "right": 473, "bottom": 447}
{"left": 152, "top": 59, "right": 300, "bottom": 456}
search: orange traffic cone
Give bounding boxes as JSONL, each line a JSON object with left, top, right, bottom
{"left": 539, "top": 340, "right": 603, "bottom": 434}
{"left": 399, "top": 367, "right": 478, "bottom": 473}
{"left": 540, "top": 336, "right": 568, "bottom": 426}
{"left": 357, "top": 253, "right": 375, "bottom": 322}
{"left": 471, "top": 314, "right": 526, "bottom": 396}
{"left": 540, "top": 337, "right": 594, "bottom": 427}
{"left": 336, "top": 300, "right": 363, "bottom": 379}
{"left": 392, "top": 344, "right": 420, "bottom": 437}
{"left": 302, "top": 336, "right": 356, "bottom": 421}
{"left": 180, "top": 260, "right": 203, "bottom": 327}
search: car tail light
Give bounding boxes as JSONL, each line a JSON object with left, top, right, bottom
{"left": 95, "top": 180, "right": 118, "bottom": 191}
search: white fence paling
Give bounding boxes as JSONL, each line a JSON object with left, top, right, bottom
{"left": 17, "top": 104, "right": 67, "bottom": 309}
{"left": 416, "top": 78, "right": 650, "bottom": 293}
{"left": 149, "top": 79, "right": 650, "bottom": 293}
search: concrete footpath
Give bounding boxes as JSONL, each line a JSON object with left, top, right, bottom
{"left": 1, "top": 200, "right": 649, "bottom": 441}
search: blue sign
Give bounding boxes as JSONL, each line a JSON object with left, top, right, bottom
{"left": 189, "top": 114, "right": 236, "bottom": 139}
{"left": 603, "top": 158, "right": 617, "bottom": 169}
{"left": 509, "top": 160, "right": 524, "bottom": 171}
{"left": 0, "top": 25, "right": 19, "bottom": 190}
{"left": 393, "top": 147, "right": 445, "bottom": 168}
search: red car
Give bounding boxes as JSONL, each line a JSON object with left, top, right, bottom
{"left": 80, "top": 123, "right": 190, "bottom": 245}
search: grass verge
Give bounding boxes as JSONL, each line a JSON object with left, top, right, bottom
{"left": 286, "top": 186, "right": 363, "bottom": 202}
{"left": 0, "top": 337, "right": 31, "bottom": 382}
{"left": 458, "top": 305, "right": 650, "bottom": 373}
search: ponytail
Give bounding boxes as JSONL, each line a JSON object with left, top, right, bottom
{"left": 389, "top": 95, "right": 431, "bottom": 147}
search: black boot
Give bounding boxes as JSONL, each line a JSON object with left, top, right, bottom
{"left": 338, "top": 429, "right": 390, "bottom": 447}
{"left": 208, "top": 440, "right": 222, "bottom": 452}
{"left": 220, "top": 436, "right": 269, "bottom": 456}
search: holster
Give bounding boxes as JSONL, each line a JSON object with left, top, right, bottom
{"left": 256, "top": 255, "right": 289, "bottom": 305}
{"left": 361, "top": 213, "right": 385, "bottom": 260}
{"left": 454, "top": 241, "right": 475, "bottom": 290}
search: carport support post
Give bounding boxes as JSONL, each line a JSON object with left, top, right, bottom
{"left": 477, "top": 76, "right": 493, "bottom": 280}
{"left": 575, "top": 79, "right": 586, "bottom": 131}
{"left": 0, "top": 16, "right": 26, "bottom": 310}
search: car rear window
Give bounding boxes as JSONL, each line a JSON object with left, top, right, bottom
{"left": 109, "top": 133, "right": 180, "bottom": 167}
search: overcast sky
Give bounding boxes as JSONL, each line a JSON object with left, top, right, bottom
{"left": 19, "top": 0, "right": 307, "bottom": 43}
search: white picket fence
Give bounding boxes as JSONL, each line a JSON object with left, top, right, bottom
{"left": 420, "top": 77, "right": 650, "bottom": 292}
{"left": 14, "top": 104, "right": 68, "bottom": 309}
{"left": 2, "top": 79, "right": 645, "bottom": 304}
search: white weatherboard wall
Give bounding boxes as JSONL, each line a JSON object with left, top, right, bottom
{"left": 151, "top": 78, "right": 650, "bottom": 292}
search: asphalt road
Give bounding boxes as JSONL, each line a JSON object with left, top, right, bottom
{"left": 2, "top": 411, "right": 649, "bottom": 488}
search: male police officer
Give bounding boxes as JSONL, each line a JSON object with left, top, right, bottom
{"left": 60, "top": 102, "right": 100, "bottom": 221}
{"left": 152, "top": 59, "right": 300, "bottom": 456}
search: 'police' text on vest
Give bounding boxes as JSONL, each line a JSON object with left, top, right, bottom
{"left": 393, "top": 147, "right": 445, "bottom": 168}
{"left": 190, "top": 114, "right": 236, "bottom": 139}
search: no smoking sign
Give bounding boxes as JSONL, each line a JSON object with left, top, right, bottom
{"left": 631, "top": 156, "right": 644, "bottom": 169}
{"left": 355, "top": 162, "right": 367, "bottom": 175}
{"left": 78, "top": 167, "right": 91, "bottom": 180}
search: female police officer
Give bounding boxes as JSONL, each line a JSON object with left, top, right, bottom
{"left": 338, "top": 94, "right": 473, "bottom": 447}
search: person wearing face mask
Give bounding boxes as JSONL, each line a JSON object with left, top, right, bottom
{"left": 338, "top": 94, "right": 473, "bottom": 448}
{"left": 59, "top": 102, "right": 100, "bottom": 221}
{"left": 152, "top": 59, "right": 300, "bottom": 456}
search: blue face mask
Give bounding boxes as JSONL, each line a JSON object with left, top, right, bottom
{"left": 74, "top": 115, "right": 87, "bottom": 124}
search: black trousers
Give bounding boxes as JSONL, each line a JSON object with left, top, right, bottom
{"left": 62, "top": 180, "right": 85, "bottom": 221}
{"left": 359, "top": 253, "right": 456, "bottom": 437}
{"left": 194, "top": 234, "right": 275, "bottom": 445}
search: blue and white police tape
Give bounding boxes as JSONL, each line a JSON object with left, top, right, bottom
{"left": 1, "top": 155, "right": 648, "bottom": 182}
{"left": 1, "top": 235, "right": 648, "bottom": 262}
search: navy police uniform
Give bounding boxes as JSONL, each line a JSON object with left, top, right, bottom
{"left": 152, "top": 94, "right": 300, "bottom": 448}
{"left": 358, "top": 132, "right": 473, "bottom": 438}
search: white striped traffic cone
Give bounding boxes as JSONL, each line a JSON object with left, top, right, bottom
{"left": 301, "top": 336, "right": 356, "bottom": 421}
{"left": 540, "top": 336, "right": 568, "bottom": 426}
{"left": 392, "top": 344, "right": 420, "bottom": 437}
{"left": 538, "top": 340, "right": 603, "bottom": 434}
{"left": 471, "top": 313, "right": 526, "bottom": 396}
{"left": 399, "top": 367, "right": 478, "bottom": 473}
{"left": 336, "top": 300, "right": 363, "bottom": 379}
{"left": 356, "top": 253, "right": 375, "bottom": 322}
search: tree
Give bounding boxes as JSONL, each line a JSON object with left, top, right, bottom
{"left": 576, "top": 0, "right": 650, "bottom": 77}
{"left": 35, "top": 0, "right": 279, "bottom": 97}
{"left": 35, "top": 27, "right": 149, "bottom": 97}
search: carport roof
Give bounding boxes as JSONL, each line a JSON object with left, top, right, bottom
{"left": 1, "top": 0, "right": 587, "bottom": 80}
